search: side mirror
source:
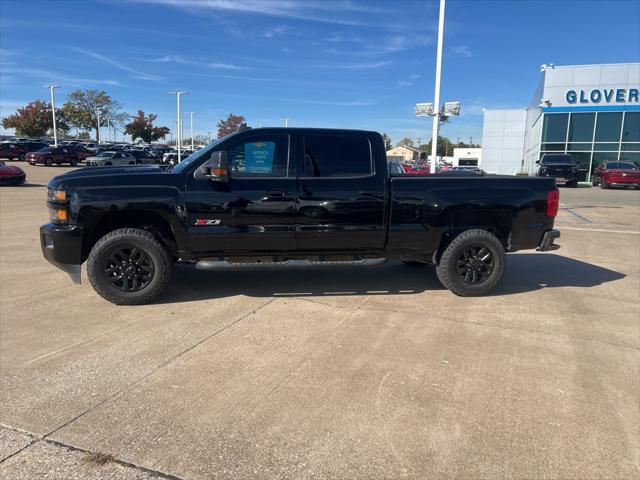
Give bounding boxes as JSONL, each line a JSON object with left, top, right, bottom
{"left": 535, "top": 160, "right": 540, "bottom": 165}
{"left": 194, "top": 151, "right": 229, "bottom": 182}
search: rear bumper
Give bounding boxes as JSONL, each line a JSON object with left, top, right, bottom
{"left": 537, "top": 229, "right": 561, "bottom": 252}
{"left": 40, "top": 223, "right": 84, "bottom": 283}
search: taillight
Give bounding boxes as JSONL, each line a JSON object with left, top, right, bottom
{"left": 546, "top": 189, "right": 559, "bottom": 217}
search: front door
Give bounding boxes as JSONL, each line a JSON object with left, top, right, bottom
{"left": 185, "top": 133, "right": 296, "bottom": 255}
{"left": 295, "top": 133, "right": 386, "bottom": 252}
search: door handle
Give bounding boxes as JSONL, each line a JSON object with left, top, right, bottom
{"left": 266, "top": 190, "right": 290, "bottom": 197}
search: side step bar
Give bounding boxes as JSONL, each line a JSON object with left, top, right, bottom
{"left": 195, "top": 258, "right": 387, "bottom": 271}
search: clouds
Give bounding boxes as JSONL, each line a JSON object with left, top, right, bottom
{"left": 69, "top": 47, "right": 163, "bottom": 81}
{"left": 397, "top": 74, "right": 421, "bottom": 87}
{"left": 450, "top": 45, "right": 473, "bottom": 57}
{"left": 146, "top": 55, "right": 246, "bottom": 70}
{"left": 0, "top": 65, "right": 125, "bottom": 88}
{"left": 127, "top": 0, "right": 385, "bottom": 26}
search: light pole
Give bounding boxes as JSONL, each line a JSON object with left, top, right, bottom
{"left": 106, "top": 115, "right": 111, "bottom": 143}
{"left": 283, "top": 117, "right": 290, "bottom": 127}
{"left": 186, "top": 111, "right": 195, "bottom": 150}
{"left": 430, "top": 0, "right": 446, "bottom": 173}
{"left": 169, "top": 91, "right": 188, "bottom": 162}
{"left": 96, "top": 108, "right": 101, "bottom": 143}
{"left": 207, "top": 131, "right": 212, "bottom": 142}
{"left": 44, "top": 85, "right": 59, "bottom": 147}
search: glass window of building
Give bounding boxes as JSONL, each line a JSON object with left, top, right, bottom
{"left": 594, "top": 112, "right": 623, "bottom": 143}
{"left": 592, "top": 152, "right": 620, "bottom": 171}
{"left": 622, "top": 112, "right": 640, "bottom": 143}
{"left": 542, "top": 113, "right": 569, "bottom": 143}
{"left": 620, "top": 152, "right": 640, "bottom": 163}
{"left": 568, "top": 113, "right": 595, "bottom": 143}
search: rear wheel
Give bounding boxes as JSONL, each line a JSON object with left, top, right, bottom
{"left": 436, "top": 229, "right": 505, "bottom": 296}
{"left": 18, "top": 153, "right": 25, "bottom": 161}
{"left": 70, "top": 157, "right": 78, "bottom": 167}
{"left": 87, "top": 228, "right": 172, "bottom": 305}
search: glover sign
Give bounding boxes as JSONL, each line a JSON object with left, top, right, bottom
{"left": 566, "top": 88, "right": 640, "bottom": 104}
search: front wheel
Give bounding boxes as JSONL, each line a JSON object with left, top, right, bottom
{"left": 87, "top": 228, "right": 172, "bottom": 305}
{"left": 70, "top": 157, "right": 78, "bottom": 167}
{"left": 44, "top": 157, "right": 53, "bottom": 167}
{"left": 601, "top": 181, "right": 609, "bottom": 189}
{"left": 436, "top": 229, "right": 506, "bottom": 296}
{"left": 18, "top": 153, "right": 25, "bottom": 161}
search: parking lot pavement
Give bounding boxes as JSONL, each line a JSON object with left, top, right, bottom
{"left": 1, "top": 162, "right": 639, "bottom": 479}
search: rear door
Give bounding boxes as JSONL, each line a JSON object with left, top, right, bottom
{"left": 294, "top": 133, "right": 386, "bottom": 251}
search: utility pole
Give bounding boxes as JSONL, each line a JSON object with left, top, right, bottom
{"left": 96, "top": 108, "right": 101, "bottom": 143}
{"left": 207, "top": 131, "right": 212, "bottom": 142}
{"left": 430, "top": 0, "right": 446, "bottom": 173}
{"left": 44, "top": 85, "right": 59, "bottom": 147}
{"left": 169, "top": 91, "right": 188, "bottom": 162}
{"left": 106, "top": 116, "right": 111, "bottom": 143}
{"left": 186, "top": 112, "right": 195, "bottom": 150}
{"left": 283, "top": 117, "right": 290, "bottom": 127}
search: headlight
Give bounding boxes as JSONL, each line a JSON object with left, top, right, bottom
{"left": 48, "top": 205, "right": 68, "bottom": 224}
{"left": 47, "top": 187, "right": 66, "bottom": 202}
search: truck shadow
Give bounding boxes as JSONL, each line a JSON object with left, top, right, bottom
{"left": 158, "top": 254, "right": 625, "bottom": 304}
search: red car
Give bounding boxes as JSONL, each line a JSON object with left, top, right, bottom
{"left": 592, "top": 161, "right": 640, "bottom": 189}
{"left": 406, "top": 165, "right": 430, "bottom": 175}
{"left": 68, "top": 145, "right": 94, "bottom": 161}
{"left": 0, "top": 161, "right": 26, "bottom": 185}
{"left": 0, "top": 141, "right": 47, "bottom": 161}
{"left": 27, "top": 146, "right": 80, "bottom": 167}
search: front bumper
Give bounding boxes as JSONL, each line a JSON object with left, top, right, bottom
{"left": 40, "top": 223, "right": 84, "bottom": 283}
{"left": 537, "top": 229, "right": 561, "bottom": 252}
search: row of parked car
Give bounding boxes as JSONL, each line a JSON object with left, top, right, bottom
{"left": 0, "top": 138, "right": 203, "bottom": 168}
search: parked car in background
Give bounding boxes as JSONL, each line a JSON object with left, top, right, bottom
{"left": 83, "top": 143, "right": 102, "bottom": 152}
{"left": 27, "top": 147, "right": 80, "bottom": 166}
{"left": 537, "top": 154, "right": 579, "bottom": 187}
{"left": 162, "top": 151, "right": 192, "bottom": 166}
{"left": 0, "top": 161, "right": 26, "bottom": 184}
{"left": 68, "top": 145, "right": 94, "bottom": 161}
{"left": 129, "top": 149, "right": 161, "bottom": 164}
{"left": 0, "top": 141, "right": 46, "bottom": 160}
{"left": 592, "top": 161, "right": 640, "bottom": 189}
{"left": 406, "top": 165, "right": 430, "bottom": 175}
{"left": 84, "top": 151, "right": 136, "bottom": 166}
{"left": 451, "top": 166, "right": 484, "bottom": 175}
{"left": 388, "top": 160, "right": 406, "bottom": 175}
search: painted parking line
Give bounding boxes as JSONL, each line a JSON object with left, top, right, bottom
{"left": 561, "top": 208, "right": 593, "bottom": 224}
{"left": 561, "top": 226, "right": 640, "bottom": 235}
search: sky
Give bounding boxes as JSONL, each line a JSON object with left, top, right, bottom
{"left": 1, "top": 0, "right": 639, "bottom": 145}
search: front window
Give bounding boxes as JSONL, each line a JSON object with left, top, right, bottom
{"left": 227, "top": 136, "right": 288, "bottom": 177}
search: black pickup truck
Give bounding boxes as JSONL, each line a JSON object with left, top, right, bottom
{"left": 41, "top": 128, "right": 561, "bottom": 305}
{"left": 537, "top": 153, "right": 580, "bottom": 187}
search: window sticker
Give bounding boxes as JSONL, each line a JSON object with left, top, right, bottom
{"left": 244, "top": 142, "right": 274, "bottom": 173}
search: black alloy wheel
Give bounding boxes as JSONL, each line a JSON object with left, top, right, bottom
{"left": 455, "top": 245, "right": 494, "bottom": 285}
{"left": 103, "top": 246, "right": 155, "bottom": 292}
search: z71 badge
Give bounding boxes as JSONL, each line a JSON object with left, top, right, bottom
{"left": 194, "top": 219, "right": 221, "bottom": 226}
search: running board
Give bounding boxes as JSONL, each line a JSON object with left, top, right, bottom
{"left": 195, "top": 258, "right": 387, "bottom": 271}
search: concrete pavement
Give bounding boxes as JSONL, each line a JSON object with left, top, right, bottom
{"left": 1, "top": 162, "right": 638, "bottom": 479}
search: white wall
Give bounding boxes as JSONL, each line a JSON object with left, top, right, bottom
{"left": 481, "top": 109, "right": 527, "bottom": 175}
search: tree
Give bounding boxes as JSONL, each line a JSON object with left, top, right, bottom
{"left": 397, "top": 137, "right": 414, "bottom": 148}
{"left": 382, "top": 133, "right": 392, "bottom": 150}
{"left": 217, "top": 113, "right": 247, "bottom": 138}
{"left": 124, "top": 110, "right": 170, "bottom": 143}
{"left": 2, "top": 100, "right": 69, "bottom": 138}
{"left": 62, "top": 89, "right": 128, "bottom": 141}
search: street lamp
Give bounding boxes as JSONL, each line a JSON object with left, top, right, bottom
{"left": 96, "top": 108, "right": 102, "bottom": 143}
{"left": 43, "top": 85, "right": 59, "bottom": 147}
{"left": 186, "top": 111, "right": 195, "bottom": 150}
{"left": 430, "top": 0, "right": 446, "bottom": 173}
{"left": 169, "top": 91, "right": 188, "bottom": 162}
{"left": 282, "top": 117, "right": 290, "bottom": 127}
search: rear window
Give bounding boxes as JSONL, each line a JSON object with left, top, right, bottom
{"left": 606, "top": 162, "right": 636, "bottom": 170}
{"left": 302, "top": 134, "right": 372, "bottom": 177}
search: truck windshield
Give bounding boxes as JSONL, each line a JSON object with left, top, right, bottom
{"left": 541, "top": 156, "right": 572, "bottom": 164}
{"left": 170, "top": 133, "right": 235, "bottom": 174}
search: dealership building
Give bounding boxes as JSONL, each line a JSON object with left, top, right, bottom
{"left": 481, "top": 63, "right": 640, "bottom": 180}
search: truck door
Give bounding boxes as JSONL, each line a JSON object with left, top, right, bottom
{"left": 185, "top": 133, "right": 296, "bottom": 255}
{"left": 295, "top": 133, "right": 386, "bottom": 251}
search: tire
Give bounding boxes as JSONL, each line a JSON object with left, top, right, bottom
{"left": 435, "top": 229, "right": 506, "bottom": 297}
{"left": 105, "top": 161, "right": 112, "bottom": 166}
{"left": 70, "top": 158, "right": 78, "bottom": 167}
{"left": 18, "top": 153, "right": 25, "bottom": 161}
{"left": 45, "top": 157, "right": 53, "bottom": 167}
{"left": 601, "top": 181, "right": 609, "bottom": 189}
{"left": 87, "top": 228, "right": 172, "bottom": 305}
{"left": 566, "top": 180, "right": 578, "bottom": 188}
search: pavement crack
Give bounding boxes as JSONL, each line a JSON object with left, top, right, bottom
{"left": 0, "top": 424, "right": 183, "bottom": 479}
{"left": 41, "top": 298, "right": 276, "bottom": 440}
